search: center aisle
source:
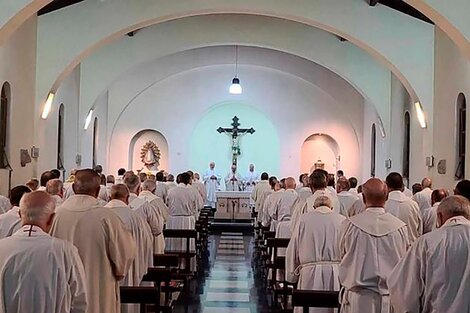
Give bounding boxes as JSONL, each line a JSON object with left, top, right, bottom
{"left": 173, "top": 232, "right": 269, "bottom": 313}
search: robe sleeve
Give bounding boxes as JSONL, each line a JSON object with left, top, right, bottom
{"left": 69, "top": 246, "right": 88, "bottom": 313}
{"left": 388, "top": 239, "right": 425, "bottom": 313}
{"left": 104, "top": 216, "right": 136, "bottom": 280}
{"left": 338, "top": 219, "right": 352, "bottom": 258}
{"left": 285, "top": 220, "right": 302, "bottom": 283}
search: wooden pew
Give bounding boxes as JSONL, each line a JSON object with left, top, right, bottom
{"left": 120, "top": 286, "right": 160, "bottom": 313}
{"left": 266, "top": 238, "right": 291, "bottom": 310}
{"left": 292, "top": 290, "right": 341, "bottom": 313}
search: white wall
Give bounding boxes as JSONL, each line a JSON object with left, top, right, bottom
{"left": 0, "top": 16, "right": 37, "bottom": 194}
{"left": 106, "top": 64, "right": 364, "bottom": 180}
{"left": 432, "top": 27, "right": 470, "bottom": 189}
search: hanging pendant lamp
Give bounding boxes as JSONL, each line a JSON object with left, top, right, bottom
{"left": 229, "top": 46, "right": 242, "bottom": 94}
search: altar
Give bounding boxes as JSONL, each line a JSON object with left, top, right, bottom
{"left": 215, "top": 191, "right": 252, "bottom": 221}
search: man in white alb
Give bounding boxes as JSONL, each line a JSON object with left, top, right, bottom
{"left": 337, "top": 177, "right": 359, "bottom": 217}
{"left": 412, "top": 177, "right": 433, "bottom": 212}
{"left": 203, "top": 162, "right": 221, "bottom": 208}
{"left": 225, "top": 164, "right": 242, "bottom": 191}
{"left": 0, "top": 191, "right": 87, "bottom": 313}
{"left": 296, "top": 173, "right": 312, "bottom": 201}
{"left": 339, "top": 178, "right": 409, "bottom": 313}
{"left": 422, "top": 189, "right": 448, "bottom": 234}
{"left": 287, "top": 196, "right": 345, "bottom": 313}
{"left": 46, "top": 178, "right": 64, "bottom": 207}
{"left": 266, "top": 177, "right": 299, "bottom": 231}
{"left": 0, "top": 185, "right": 31, "bottom": 239}
{"left": 251, "top": 172, "right": 271, "bottom": 214}
{"left": 244, "top": 163, "right": 259, "bottom": 192}
{"left": 389, "top": 196, "right": 470, "bottom": 313}
{"left": 50, "top": 169, "right": 136, "bottom": 313}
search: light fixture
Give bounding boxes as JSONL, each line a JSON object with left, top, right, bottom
{"left": 229, "top": 46, "right": 242, "bottom": 95}
{"left": 84, "top": 109, "right": 94, "bottom": 130}
{"left": 415, "top": 101, "right": 427, "bottom": 128}
{"left": 41, "top": 92, "right": 55, "bottom": 119}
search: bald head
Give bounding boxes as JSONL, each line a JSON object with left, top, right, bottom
{"left": 437, "top": 195, "right": 470, "bottom": 226}
{"left": 73, "top": 169, "right": 101, "bottom": 198}
{"left": 142, "top": 179, "right": 157, "bottom": 193}
{"left": 46, "top": 179, "right": 64, "bottom": 197}
{"left": 314, "top": 195, "right": 333, "bottom": 209}
{"left": 431, "top": 189, "right": 448, "bottom": 206}
{"left": 285, "top": 177, "right": 296, "bottom": 190}
{"left": 422, "top": 177, "right": 432, "bottom": 189}
{"left": 19, "top": 191, "right": 56, "bottom": 232}
{"left": 110, "top": 184, "right": 130, "bottom": 204}
{"left": 362, "top": 178, "right": 388, "bottom": 208}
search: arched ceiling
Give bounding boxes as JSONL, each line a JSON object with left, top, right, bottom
{"left": 79, "top": 15, "right": 391, "bottom": 131}
{"left": 33, "top": 0, "right": 434, "bottom": 119}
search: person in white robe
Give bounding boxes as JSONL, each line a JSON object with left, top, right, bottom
{"left": 0, "top": 194, "right": 11, "bottom": 214}
{"left": 0, "top": 191, "right": 87, "bottom": 313}
{"left": 389, "top": 196, "right": 470, "bottom": 313}
{"left": 225, "top": 164, "right": 242, "bottom": 191}
{"left": 244, "top": 163, "right": 259, "bottom": 192}
{"left": 251, "top": 172, "right": 272, "bottom": 214}
{"left": 155, "top": 171, "right": 169, "bottom": 204}
{"left": 63, "top": 183, "right": 109, "bottom": 206}
{"left": 296, "top": 174, "right": 312, "bottom": 201}
{"left": 126, "top": 175, "right": 166, "bottom": 254}
{"left": 203, "top": 162, "right": 221, "bottom": 208}
{"left": 106, "top": 175, "right": 115, "bottom": 193}
{"left": 339, "top": 178, "right": 409, "bottom": 313}
{"left": 267, "top": 177, "right": 299, "bottom": 231}
{"left": 106, "top": 185, "right": 153, "bottom": 287}
{"left": 50, "top": 169, "right": 136, "bottom": 313}
{"left": 187, "top": 171, "right": 204, "bottom": 215}
{"left": 384, "top": 172, "right": 423, "bottom": 243}
{"left": 0, "top": 186, "right": 31, "bottom": 239}
{"left": 412, "top": 177, "right": 433, "bottom": 212}
{"left": 348, "top": 196, "right": 366, "bottom": 217}
{"left": 261, "top": 181, "right": 285, "bottom": 228}
{"left": 348, "top": 177, "right": 359, "bottom": 194}
{"left": 166, "top": 174, "right": 177, "bottom": 190}
{"left": 422, "top": 189, "right": 448, "bottom": 234}
{"left": 286, "top": 195, "right": 345, "bottom": 313}
{"left": 193, "top": 173, "right": 207, "bottom": 204}
{"left": 326, "top": 174, "right": 337, "bottom": 195}
{"left": 46, "top": 178, "right": 64, "bottom": 207}
{"left": 337, "top": 177, "right": 359, "bottom": 217}
{"left": 166, "top": 172, "right": 198, "bottom": 271}
{"left": 291, "top": 171, "right": 340, "bottom": 232}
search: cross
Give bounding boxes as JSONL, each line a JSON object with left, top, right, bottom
{"left": 217, "top": 116, "right": 255, "bottom": 165}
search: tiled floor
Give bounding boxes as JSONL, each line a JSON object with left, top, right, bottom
{"left": 173, "top": 232, "right": 271, "bottom": 313}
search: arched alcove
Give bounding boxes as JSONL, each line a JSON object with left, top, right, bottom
{"left": 456, "top": 93, "right": 467, "bottom": 180}
{"left": 300, "top": 134, "right": 340, "bottom": 174}
{"left": 129, "top": 129, "right": 169, "bottom": 172}
{"left": 0, "top": 82, "right": 10, "bottom": 169}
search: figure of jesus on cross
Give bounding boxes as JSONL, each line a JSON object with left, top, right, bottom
{"left": 217, "top": 116, "right": 255, "bottom": 165}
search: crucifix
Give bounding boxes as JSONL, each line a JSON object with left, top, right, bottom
{"left": 217, "top": 116, "right": 255, "bottom": 165}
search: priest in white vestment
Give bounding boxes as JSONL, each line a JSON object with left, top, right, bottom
{"left": 155, "top": 171, "right": 169, "bottom": 204}
{"left": 0, "top": 194, "right": 11, "bottom": 214}
{"left": 267, "top": 177, "right": 299, "bottom": 231}
{"left": 51, "top": 169, "right": 136, "bottom": 313}
{"left": 203, "top": 162, "right": 221, "bottom": 208}
{"left": 166, "top": 174, "right": 177, "bottom": 190}
{"left": 348, "top": 197, "right": 366, "bottom": 217}
{"left": 389, "top": 196, "right": 470, "bottom": 313}
{"left": 193, "top": 173, "right": 207, "bottom": 204}
{"left": 384, "top": 172, "right": 423, "bottom": 243}
{"left": 251, "top": 173, "right": 272, "bottom": 214}
{"left": 225, "top": 164, "right": 242, "bottom": 191}
{"left": 166, "top": 172, "right": 198, "bottom": 271}
{"left": 412, "top": 177, "right": 433, "bottom": 212}
{"left": 46, "top": 178, "right": 64, "bottom": 207}
{"left": 337, "top": 178, "right": 359, "bottom": 217}
{"left": 287, "top": 196, "right": 345, "bottom": 313}
{"left": 260, "top": 181, "right": 283, "bottom": 227}
{"left": 106, "top": 184, "right": 153, "bottom": 287}
{"left": 339, "top": 178, "right": 409, "bottom": 313}
{"left": 422, "top": 189, "right": 448, "bottom": 233}
{"left": 0, "top": 186, "right": 31, "bottom": 239}
{"left": 291, "top": 171, "right": 340, "bottom": 232}
{"left": 296, "top": 174, "right": 313, "bottom": 201}
{"left": 0, "top": 191, "right": 87, "bottom": 313}
{"left": 126, "top": 176, "right": 166, "bottom": 254}
{"left": 244, "top": 164, "right": 259, "bottom": 192}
